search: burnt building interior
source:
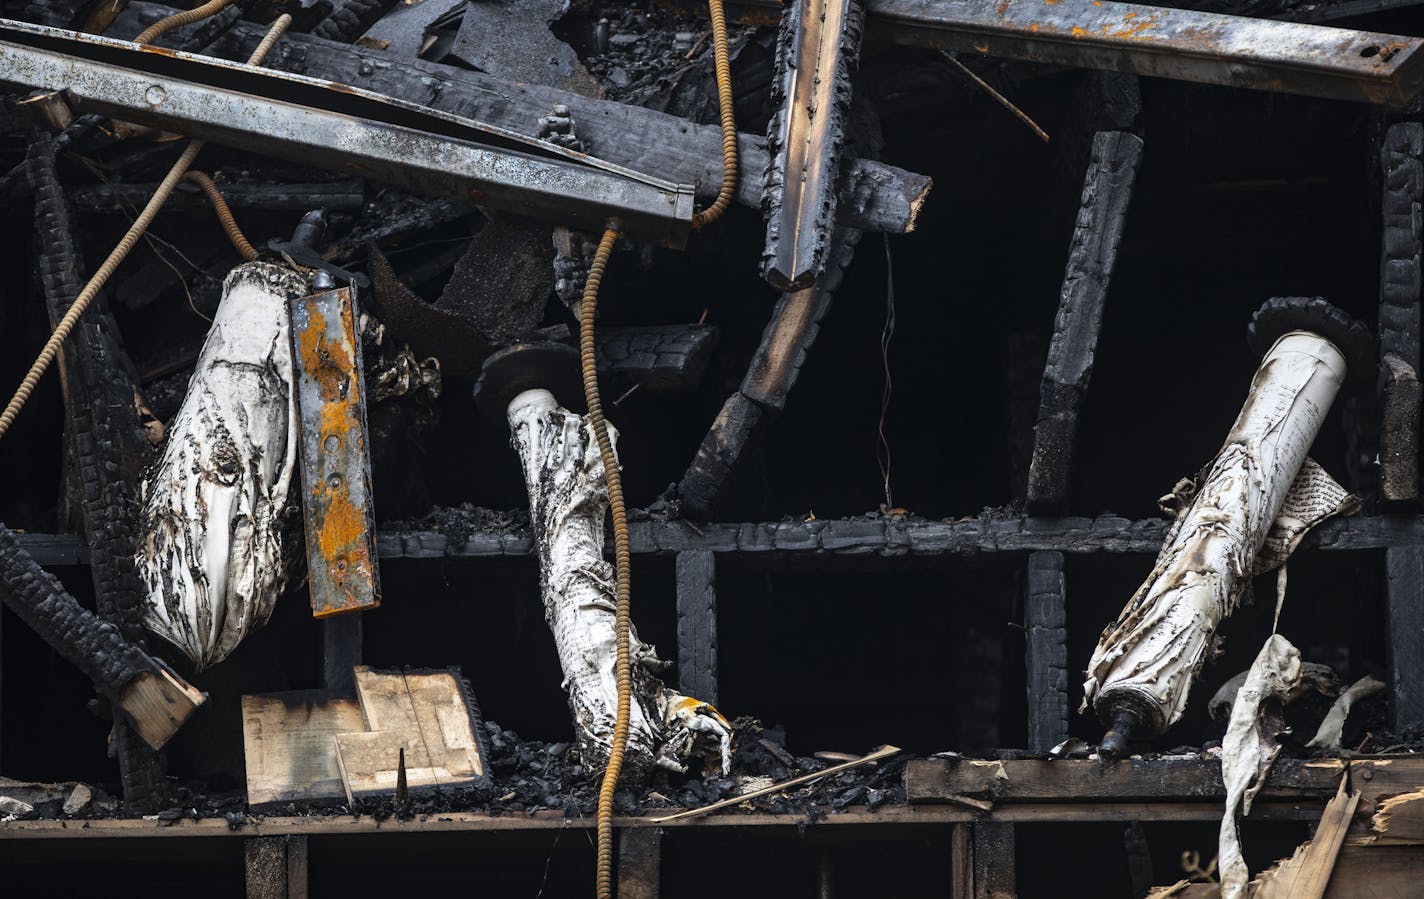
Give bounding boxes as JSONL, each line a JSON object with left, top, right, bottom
{"left": 0, "top": 0, "right": 1422, "bottom": 896}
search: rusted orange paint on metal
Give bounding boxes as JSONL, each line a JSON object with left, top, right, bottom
{"left": 292, "top": 288, "right": 380, "bottom": 617}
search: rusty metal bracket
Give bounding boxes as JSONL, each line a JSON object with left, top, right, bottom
{"left": 0, "top": 19, "right": 696, "bottom": 245}
{"left": 291, "top": 282, "right": 381, "bottom": 618}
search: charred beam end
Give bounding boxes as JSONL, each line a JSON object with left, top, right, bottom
{"left": 1386, "top": 542, "right": 1424, "bottom": 734}
{"left": 1024, "top": 550, "right": 1067, "bottom": 754}
{"left": 0, "top": 525, "right": 204, "bottom": 750}
{"left": 595, "top": 325, "right": 720, "bottom": 396}
{"left": 677, "top": 393, "right": 765, "bottom": 520}
{"left": 117, "top": 5, "right": 929, "bottom": 235}
{"left": 1380, "top": 122, "right": 1422, "bottom": 503}
{"left": 1026, "top": 130, "right": 1143, "bottom": 514}
{"left": 675, "top": 551, "right": 718, "bottom": 708}
{"left": 244, "top": 835, "right": 309, "bottom": 899}
{"left": 761, "top": 0, "right": 866, "bottom": 290}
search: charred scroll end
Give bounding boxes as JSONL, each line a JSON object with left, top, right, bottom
{"left": 1248, "top": 297, "right": 1376, "bottom": 387}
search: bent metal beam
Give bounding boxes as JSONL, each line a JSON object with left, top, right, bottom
{"left": 0, "top": 20, "right": 696, "bottom": 246}
{"left": 712, "top": 0, "right": 1424, "bottom": 105}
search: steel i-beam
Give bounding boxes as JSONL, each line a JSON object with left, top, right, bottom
{"left": 712, "top": 0, "right": 1424, "bottom": 105}
{"left": 0, "top": 19, "right": 696, "bottom": 245}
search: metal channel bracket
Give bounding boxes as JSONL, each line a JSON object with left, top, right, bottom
{"left": 291, "top": 286, "right": 381, "bottom": 618}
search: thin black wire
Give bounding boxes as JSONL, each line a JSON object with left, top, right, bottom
{"left": 877, "top": 234, "right": 896, "bottom": 510}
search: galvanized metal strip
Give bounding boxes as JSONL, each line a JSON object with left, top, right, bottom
{"left": 870, "top": 0, "right": 1424, "bottom": 105}
{"left": 290, "top": 287, "right": 381, "bottom": 618}
{"left": 0, "top": 25, "right": 695, "bottom": 244}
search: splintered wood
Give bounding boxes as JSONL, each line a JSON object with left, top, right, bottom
{"left": 242, "top": 668, "right": 487, "bottom": 809}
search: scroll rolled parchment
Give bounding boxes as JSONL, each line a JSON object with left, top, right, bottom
{"left": 1084, "top": 329, "right": 1358, "bottom": 750}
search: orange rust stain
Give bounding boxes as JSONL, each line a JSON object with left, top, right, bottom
{"left": 1031, "top": 22, "right": 1040, "bottom": 31}
{"left": 1072, "top": 25, "right": 1088, "bottom": 36}
{"left": 1102, "top": 17, "right": 1158, "bottom": 38}
{"left": 317, "top": 480, "right": 367, "bottom": 566}
{"left": 996, "top": 0, "right": 1011, "bottom": 14}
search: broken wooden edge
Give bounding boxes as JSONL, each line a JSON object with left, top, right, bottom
{"left": 118, "top": 665, "right": 207, "bottom": 750}
{"left": 1366, "top": 786, "right": 1424, "bottom": 845}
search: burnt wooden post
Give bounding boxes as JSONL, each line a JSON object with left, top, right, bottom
{"left": 951, "top": 823, "right": 974, "bottom": 899}
{"left": 244, "top": 835, "right": 308, "bottom": 899}
{"left": 1025, "top": 550, "right": 1068, "bottom": 753}
{"left": 675, "top": 550, "right": 719, "bottom": 706}
{"left": 1026, "top": 130, "right": 1143, "bottom": 512}
{"left": 972, "top": 821, "right": 1016, "bottom": 899}
{"left": 322, "top": 615, "right": 363, "bottom": 695}
{"left": 1380, "top": 122, "right": 1422, "bottom": 504}
{"left": 680, "top": 228, "right": 860, "bottom": 516}
{"left": 1386, "top": 541, "right": 1424, "bottom": 733}
{"left": 617, "top": 827, "right": 662, "bottom": 899}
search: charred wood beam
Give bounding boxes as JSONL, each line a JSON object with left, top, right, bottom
{"left": 698, "top": 0, "right": 1424, "bottom": 104}
{"left": 761, "top": 0, "right": 865, "bottom": 290}
{"left": 972, "top": 822, "right": 1015, "bottom": 899}
{"left": 1385, "top": 541, "right": 1424, "bottom": 733}
{"left": 1380, "top": 123, "right": 1422, "bottom": 504}
{"left": 1024, "top": 550, "right": 1067, "bottom": 754}
{"left": 0, "top": 525, "right": 204, "bottom": 751}
{"left": 70, "top": 180, "right": 365, "bottom": 214}
{"left": 28, "top": 135, "right": 167, "bottom": 808}
{"left": 617, "top": 827, "right": 662, "bottom": 899}
{"left": 679, "top": 228, "right": 861, "bottom": 517}
{"left": 905, "top": 755, "right": 1406, "bottom": 802}
{"left": 113, "top": 4, "right": 930, "bottom": 236}
{"left": 22, "top": 513, "right": 1424, "bottom": 566}
{"left": 244, "top": 835, "right": 309, "bottom": 899}
{"left": 1026, "top": 131, "right": 1143, "bottom": 513}
{"left": 675, "top": 551, "right": 718, "bottom": 708}
{"left": 321, "top": 615, "right": 362, "bottom": 695}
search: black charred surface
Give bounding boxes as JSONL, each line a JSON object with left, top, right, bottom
{"left": 596, "top": 324, "right": 719, "bottom": 397}
{"left": 760, "top": 0, "right": 866, "bottom": 290}
{"left": 28, "top": 136, "right": 167, "bottom": 808}
{"left": 0, "top": 525, "right": 163, "bottom": 702}
{"left": 436, "top": 215, "right": 554, "bottom": 346}
{"left": 1380, "top": 123, "right": 1422, "bottom": 503}
{"left": 973, "top": 821, "right": 1017, "bottom": 899}
{"left": 71, "top": 180, "right": 365, "bottom": 215}
{"left": 1386, "top": 543, "right": 1424, "bottom": 734}
{"left": 675, "top": 550, "right": 718, "bottom": 706}
{"left": 312, "top": 0, "right": 401, "bottom": 43}
{"left": 1026, "top": 131, "right": 1143, "bottom": 514}
{"left": 1024, "top": 550, "right": 1067, "bottom": 754}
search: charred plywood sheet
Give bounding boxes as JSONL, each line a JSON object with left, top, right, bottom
{"left": 242, "top": 691, "right": 366, "bottom": 809}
